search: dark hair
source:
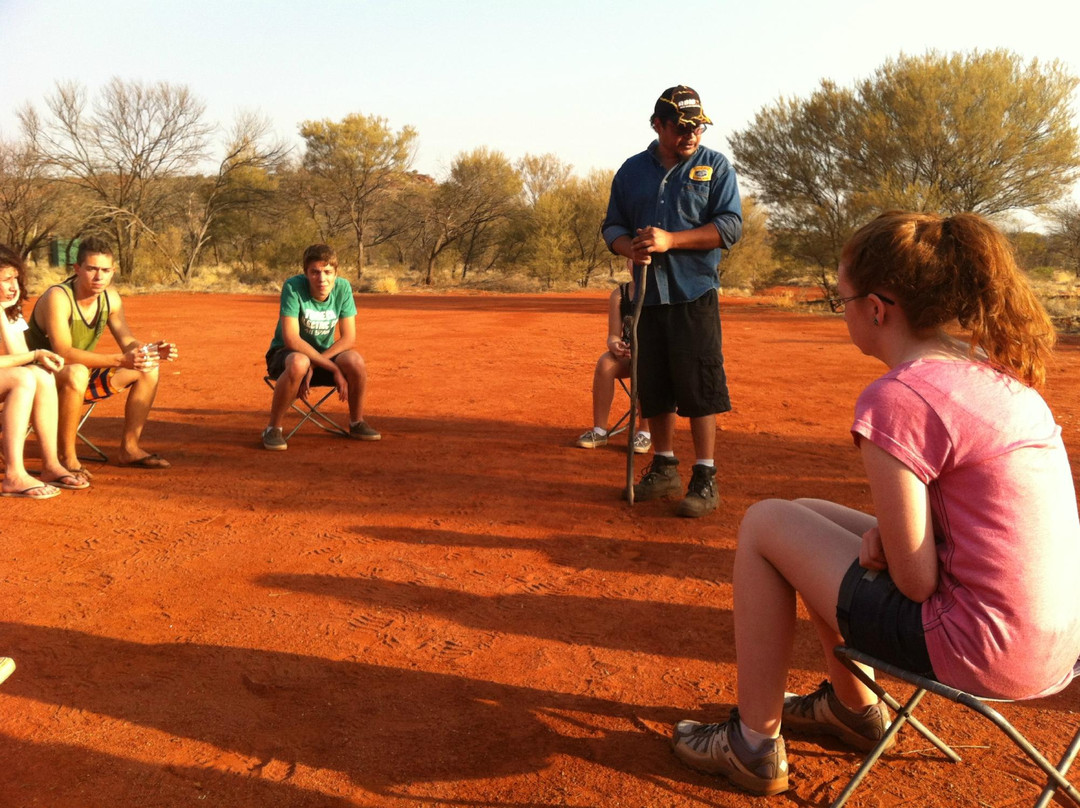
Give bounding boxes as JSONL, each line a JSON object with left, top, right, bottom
{"left": 302, "top": 244, "right": 338, "bottom": 271}
{"left": 76, "top": 236, "right": 114, "bottom": 265}
{"left": 842, "top": 211, "right": 1055, "bottom": 387}
{"left": 0, "top": 243, "right": 27, "bottom": 322}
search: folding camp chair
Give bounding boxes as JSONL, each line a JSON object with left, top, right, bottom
{"left": 608, "top": 378, "right": 632, "bottom": 438}
{"left": 829, "top": 645, "right": 1080, "bottom": 808}
{"left": 263, "top": 376, "right": 348, "bottom": 440}
{"left": 20, "top": 401, "right": 106, "bottom": 462}
{"left": 75, "top": 401, "right": 107, "bottom": 462}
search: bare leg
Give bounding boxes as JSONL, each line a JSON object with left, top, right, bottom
{"left": 114, "top": 366, "right": 161, "bottom": 464}
{"left": 1, "top": 368, "right": 45, "bottom": 493}
{"left": 648, "top": 411, "right": 677, "bottom": 453}
{"left": 335, "top": 351, "right": 368, "bottom": 423}
{"left": 734, "top": 498, "right": 880, "bottom": 737}
{"left": 54, "top": 364, "right": 90, "bottom": 472}
{"left": 24, "top": 365, "right": 76, "bottom": 481}
{"left": 268, "top": 353, "right": 311, "bottom": 429}
{"left": 591, "top": 352, "right": 629, "bottom": 429}
{"left": 690, "top": 414, "right": 716, "bottom": 462}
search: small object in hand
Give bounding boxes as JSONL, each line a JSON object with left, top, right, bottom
{"left": 140, "top": 343, "right": 159, "bottom": 372}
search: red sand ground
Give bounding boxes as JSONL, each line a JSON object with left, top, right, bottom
{"left": 2, "top": 291, "right": 1079, "bottom": 807}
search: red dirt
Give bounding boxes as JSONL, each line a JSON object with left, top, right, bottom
{"left": 2, "top": 291, "right": 1078, "bottom": 807}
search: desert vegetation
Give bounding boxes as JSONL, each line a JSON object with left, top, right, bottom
{"left": 3, "top": 49, "right": 1080, "bottom": 323}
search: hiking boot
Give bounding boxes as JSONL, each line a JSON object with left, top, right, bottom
{"left": 631, "top": 431, "right": 652, "bottom": 454}
{"left": 349, "top": 420, "right": 382, "bottom": 441}
{"left": 677, "top": 463, "right": 719, "bottom": 517}
{"left": 576, "top": 428, "right": 608, "bottom": 449}
{"left": 626, "top": 455, "right": 681, "bottom": 500}
{"left": 262, "top": 426, "right": 287, "bottom": 451}
{"left": 671, "top": 712, "right": 789, "bottom": 796}
{"left": 783, "top": 680, "right": 895, "bottom": 752}
{"left": 0, "top": 657, "right": 14, "bottom": 686}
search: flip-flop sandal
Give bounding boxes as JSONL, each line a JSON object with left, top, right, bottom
{"left": 1, "top": 484, "right": 61, "bottom": 499}
{"left": 118, "top": 453, "right": 171, "bottom": 469}
{"left": 44, "top": 474, "right": 91, "bottom": 490}
{"left": 68, "top": 467, "right": 94, "bottom": 482}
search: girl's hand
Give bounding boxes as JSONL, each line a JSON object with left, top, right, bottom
{"left": 34, "top": 349, "right": 65, "bottom": 373}
{"left": 860, "top": 526, "right": 888, "bottom": 571}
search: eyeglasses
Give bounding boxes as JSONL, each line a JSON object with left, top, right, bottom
{"left": 673, "top": 123, "right": 707, "bottom": 136}
{"left": 827, "top": 292, "right": 895, "bottom": 313}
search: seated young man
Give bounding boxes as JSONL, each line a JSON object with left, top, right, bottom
{"left": 26, "top": 237, "right": 178, "bottom": 474}
{"left": 262, "top": 243, "right": 379, "bottom": 450}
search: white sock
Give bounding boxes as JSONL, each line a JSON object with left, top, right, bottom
{"left": 739, "top": 719, "right": 779, "bottom": 754}
{"left": 636, "top": 430, "right": 651, "bottom": 438}
{"left": 593, "top": 427, "right": 608, "bottom": 436}
{"left": 657, "top": 450, "right": 675, "bottom": 459}
{"left": 695, "top": 458, "right": 715, "bottom": 468}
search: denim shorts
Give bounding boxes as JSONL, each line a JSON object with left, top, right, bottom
{"left": 836, "top": 558, "right": 935, "bottom": 677}
{"left": 265, "top": 347, "right": 343, "bottom": 388}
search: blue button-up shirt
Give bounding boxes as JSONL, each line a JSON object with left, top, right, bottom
{"left": 602, "top": 141, "right": 742, "bottom": 306}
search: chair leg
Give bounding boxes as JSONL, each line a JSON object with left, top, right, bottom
{"left": 1034, "top": 727, "right": 1080, "bottom": 808}
{"left": 76, "top": 403, "right": 107, "bottom": 463}
{"left": 283, "top": 388, "right": 348, "bottom": 440}
{"left": 609, "top": 379, "right": 632, "bottom": 437}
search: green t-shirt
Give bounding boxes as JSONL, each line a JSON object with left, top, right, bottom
{"left": 268, "top": 275, "right": 357, "bottom": 353}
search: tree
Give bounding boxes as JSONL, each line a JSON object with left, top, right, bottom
{"left": 298, "top": 113, "right": 417, "bottom": 276}
{"left": 1049, "top": 201, "right": 1080, "bottom": 275}
{"left": 0, "top": 137, "right": 67, "bottom": 258}
{"left": 138, "top": 113, "right": 289, "bottom": 283}
{"left": 516, "top": 153, "right": 572, "bottom": 207}
{"left": 732, "top": 50, "right": 1080, "bottom": 276}
{"left": 20, "top": 78, "right": 214, "bottom": 276}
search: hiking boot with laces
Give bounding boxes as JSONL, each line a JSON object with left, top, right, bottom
{"left": 262, "top": 426, "right": 287, "bottom": 451}
{"left": 631, "top": 431, "right": 652, "bottom": 454}
{"left": 576, "top": 428, "right": 608, "bottom": 449}
{"left": 783, "top": 679, "right": 894, "bottom": 752}
{"left": 625, "top": 455, "right": 681, "bottom": 500}
{"left": 671, "top": 712, "right": 789, "bottom": 796}
{"left": 677, "top": 463, "right": 718, "bottom": 517}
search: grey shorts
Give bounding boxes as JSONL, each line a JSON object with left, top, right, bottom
{"left": 836, "top": 559, "right": 935, "bottom": 677}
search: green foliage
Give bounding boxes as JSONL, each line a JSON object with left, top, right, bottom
{"left": 732, "top": 50, "right": 1080, "bottom": 272}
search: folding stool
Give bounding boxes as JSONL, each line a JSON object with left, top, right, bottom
{"left": 76, "top": 401, "right": 107, "bottom": 462}
{"left": 829, "top": 644, "right": 1080, "bottom": 808}
{"left": 263, "top": 376, "right": 348, "bottom": 440}
{"left": 607, "top": 378, "right": 633, "bottom": 438}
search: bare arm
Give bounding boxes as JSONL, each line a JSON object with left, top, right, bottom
{"left": 861, "top": 439, "right": 939, "bottom": 602}
{"left": 605, "top": 288, "right": 629, "bottom": 359}
{"left": 38, "top": 287, "right": 133, "bottom": 369}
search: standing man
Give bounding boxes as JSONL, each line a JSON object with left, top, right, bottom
{"left": 602, "top": 85, "right": 742, "bottom": 517}
{"left": 27, "top": 237, "right": 178, "bottom": 474}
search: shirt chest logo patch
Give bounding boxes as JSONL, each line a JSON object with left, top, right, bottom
{"left": 690, "top": 166, "right": 713, "bottom": 182}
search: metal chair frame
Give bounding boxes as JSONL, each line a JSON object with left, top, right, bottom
{"left": 830, "top": 645, "right": 1080, "bottom": 808}
{"left": 263, "top": 376, "right": 348, "bottom": 440}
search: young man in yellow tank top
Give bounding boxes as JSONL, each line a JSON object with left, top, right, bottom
{"left": 27, "top": 237, "right": 179, "bottom": 475}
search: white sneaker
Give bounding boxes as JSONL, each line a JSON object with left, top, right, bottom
{"left": 632, "top": 432, "right": 652, "bottom": 454}
{"left": 576, "top": 428, "right": 608, "bottom": 449}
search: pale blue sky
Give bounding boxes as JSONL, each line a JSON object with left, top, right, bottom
{"left": 2, "top": 0, "right": 1079, "bottom": 188}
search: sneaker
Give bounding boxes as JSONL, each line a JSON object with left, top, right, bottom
{"left": 631, "top": 431, "right": 652, "bottom": 454}
{"left": 677, "top": 464, "right": 719, "bottom": 517}
{"left": 262, "top": 426, "right": 287, "bottom": 451}
{"left": 782, "top": 680, "right": 894, "bottom": 752}
{"left": 625, "top": 455, "right": 681, "bottom": 501}
{"left": 349, "top": 420, "right": 381, "bottom": 441}
{"left": 576, "top": 428, "right": 607, "bottom": 449}
{"left": 671, "top": 712, "right": 789, "bottom": 796}
{"left": 0, "top": 657, "right": 14, "bottom": 686}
